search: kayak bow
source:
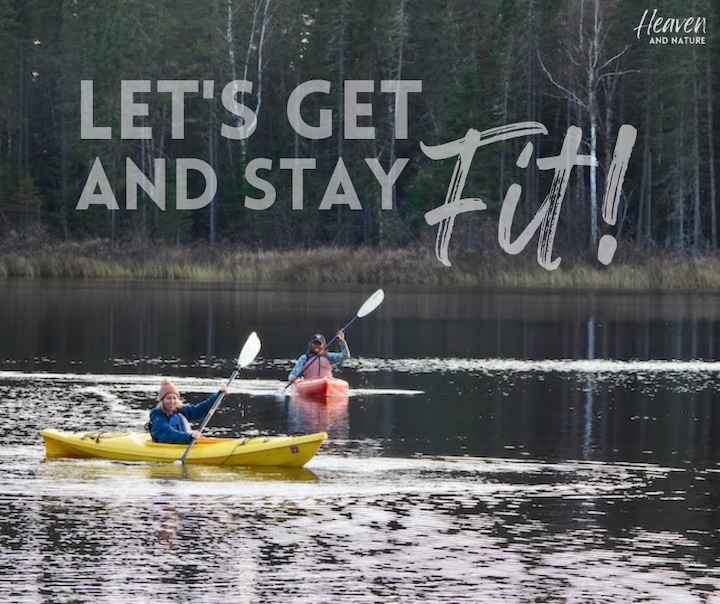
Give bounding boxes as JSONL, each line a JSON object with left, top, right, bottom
{"left": 289, "top": 376, "right": 350, "bottom": 400}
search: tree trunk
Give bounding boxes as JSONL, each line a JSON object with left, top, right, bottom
{"left": 524, "top": 0, "right": 539, "bottom": 219}
{"left": 708, "top": 60, "right": 717, "bottom": 249}
{"left": 638, "top": 102, "right": 651, "bottom": 244}
{"left": 676, "top": 115, "right": 685, "bottom": 251}
{"left": 225, "top": 0, "right": 238, "bottom": 183}
{"left": 209, "top": 101, "right": 217, "bottom": 246}
{"left": 60, "top": 87, "right": 69, "bottom": 240}
{"left": 335, "top": 0, "right": 347, "bottom": 235}
{"left": 589, "top": 105, "right": 598, "bottom": 246}
{"left": 239, "top": 0, "right": 261, "bottom": 174}
{"left": 110, "top": 150, "right": 117, "bottom": 242}
{"left": 382, "top": 0, "right": 408, "bottom": 246}
{"left": 692, "top": 78, "right": 701, "bottom": 252}
{"left": 17, "top": 43, "right": 29, "bottom": 178}
{"left": 140, "top": 124, "right": 147, "bottom": 240}
{"left": 255, "top": 0, "right": 271, "bottom": 120}
{"left": 155, "top": 103, "right": 167, "bottom": 237}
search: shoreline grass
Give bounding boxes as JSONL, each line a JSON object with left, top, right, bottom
{"left": 2, "top": 239, "right": 720, "bottom": 290}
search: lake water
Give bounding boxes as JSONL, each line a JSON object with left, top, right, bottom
{"left": 1, "top": 281, "right": 719, "bottom": 603}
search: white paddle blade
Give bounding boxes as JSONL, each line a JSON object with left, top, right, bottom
{"left": 357, "top": 289, "right": 385, "bottom": 318}
{"left": 236, "top": 331, "right": 262, "bottom": 368}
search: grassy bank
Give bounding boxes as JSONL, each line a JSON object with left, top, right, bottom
{"left": 2, "top": 240, "right": 720, "bottom": 290}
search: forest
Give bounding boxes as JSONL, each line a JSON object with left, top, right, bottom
{"left": 0, "top": 0, "right": 718, "bottom": 271}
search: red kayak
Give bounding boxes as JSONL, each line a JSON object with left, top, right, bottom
{"left": 290, "top": 377, "right": 350, "bottom": 400}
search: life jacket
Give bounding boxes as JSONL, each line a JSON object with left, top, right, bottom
{"left": 147, "top": 410, "right": 192, "bottom": 441}
{"left": 301, "top": 353, "right": 332, "bottom": 378}
{"left": 169, "top": 413, "right": 192, "bottom": 433}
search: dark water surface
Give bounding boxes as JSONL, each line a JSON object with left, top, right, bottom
{"left": 0, "top": 281, "right": 719, "bottom": 602}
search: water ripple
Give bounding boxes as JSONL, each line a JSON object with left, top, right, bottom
{"left": 0, "top": 452, "right": 716, "bottom": 603}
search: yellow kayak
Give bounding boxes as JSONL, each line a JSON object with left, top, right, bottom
{"left": 40, "top": 429, "right": 327, "bottom": 467}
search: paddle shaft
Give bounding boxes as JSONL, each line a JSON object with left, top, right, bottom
{"left": 180, "top": 367, "right": 240, "bottom": 463}
{"left": 174, "top": 331, "right": 261, "bottom": 464}
{"left": 178, "top": 367, "right": 239, "bottom": 463}
{"left": 196, "top": 368, "right": 239, "bottom": 434}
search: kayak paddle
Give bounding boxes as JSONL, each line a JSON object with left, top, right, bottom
{"left": 281, "top": 288, "right": 385, "bottom": 394}
{"left": 178, "top": 331, "right": 262, "bottom": 464}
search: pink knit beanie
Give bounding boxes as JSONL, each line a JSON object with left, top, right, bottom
{"left": 157, "top": 379, "right": 180, "bottom": 401}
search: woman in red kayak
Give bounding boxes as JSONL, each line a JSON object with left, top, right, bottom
{"left": 288, "top": 330, "right": 350, "bottom": 382}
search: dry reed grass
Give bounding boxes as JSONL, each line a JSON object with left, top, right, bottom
{"left": 2, "top": 240, "right": 720, "bottom": 290}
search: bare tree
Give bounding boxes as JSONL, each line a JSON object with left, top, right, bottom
{"left": 376, "top": 0, "right": 410, "bottom": 245}
{"left": 538, "top": 0, "right": 634, "bottom": 246}
{"left": 219, "top": 0, "right": 275, "bottom": 244}
{"left": 224, "top": 0, "right": 274, "bottom": 170}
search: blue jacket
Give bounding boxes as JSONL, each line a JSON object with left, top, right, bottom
{"left": 149, "top": 393, "right": 220, "bottom": 444}
{"left": 288, "top": 341, "right": 351, "bottom": 380}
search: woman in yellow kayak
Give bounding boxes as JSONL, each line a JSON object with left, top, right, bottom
{"left": 288, "top": 330, "right": 350, "bottom": 382}
{"left": 149, "top": 379, "right": 230, "bottom": 444}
